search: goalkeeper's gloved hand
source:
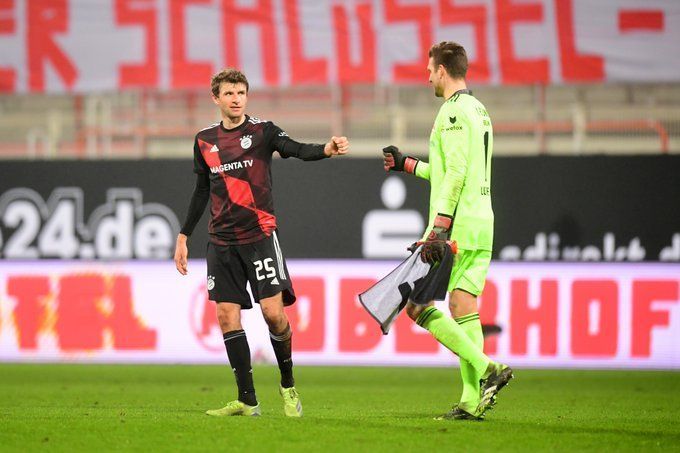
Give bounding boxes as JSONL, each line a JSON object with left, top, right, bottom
{"left": 407, "top": 242, "right": 419, "bottom": 254}
{"left": 420, "top": 214, "right": 456, "bottom": 264}
{"left": 383, "top": 145, "right": 419, "bottom": 174}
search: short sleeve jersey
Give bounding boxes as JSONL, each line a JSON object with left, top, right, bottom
{"left": 416, "top": 91, "right": 494, "bottom": 251}
{"left": 193, "top": 115, "right": 295, "bottom": 246}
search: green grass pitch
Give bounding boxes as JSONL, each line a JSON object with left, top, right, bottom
{"left": 1, "top": 364, "right": 679, "bottom": 451}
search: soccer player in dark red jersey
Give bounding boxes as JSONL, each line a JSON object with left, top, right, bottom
{"left": 174, "top": 68, "right": 349, "bottom": 417}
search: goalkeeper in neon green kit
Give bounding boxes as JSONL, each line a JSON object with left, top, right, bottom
{"left": 383, "top": 41, "right": 513, "bottom": 420}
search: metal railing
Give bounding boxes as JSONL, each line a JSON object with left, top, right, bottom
{"left": 1, "top": 84, "right": 678, "bottom": 158}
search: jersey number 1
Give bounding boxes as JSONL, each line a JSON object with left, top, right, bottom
{"left": 483, "top": 131, "right": 489, "bottom": 181}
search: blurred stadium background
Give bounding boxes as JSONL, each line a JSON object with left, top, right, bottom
{"left": 1, "top": 0, "right": 679, "bottom": 450}
{"left": 2, "top": 82, "right": 679, "bottom": 158}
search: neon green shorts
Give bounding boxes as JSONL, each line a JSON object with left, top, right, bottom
{"left": 448, "top": 249, "right": 492, "bottom": 295}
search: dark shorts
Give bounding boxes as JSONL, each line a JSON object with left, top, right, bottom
{"left": 206, "top": 231, "right": 295, "bottom": 308}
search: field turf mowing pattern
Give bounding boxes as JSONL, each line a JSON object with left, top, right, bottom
{"left": 1, "top": 364, "right": 679, "bottom": 451}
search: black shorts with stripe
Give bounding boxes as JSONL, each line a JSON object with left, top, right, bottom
{"left": 206, "top": 230, "right": 295, "bottom": 308}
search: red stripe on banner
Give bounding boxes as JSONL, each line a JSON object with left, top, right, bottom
{"left": 27, "top": 0, "right": 78, "bottom": 91}
{"left": 115, "top": 0, "right": 158, "bottom": 88}
{"left": 439, "top": 0, "right": 490, "bottom": 83}
{"left": 0, "top": 0, "right": 15, "bottom": 32}
{"left": 618, "top": 10, "right": 664, "bottom": 33}
{"left": 0, "top": 0, "right": 16, "bottom": 92}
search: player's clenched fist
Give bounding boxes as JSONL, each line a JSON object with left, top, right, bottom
{"left": 324, "top": 136, "right": 349, "bottom": 156}
{"left": 382, "top": 145, "right": 419, "bottom": 174}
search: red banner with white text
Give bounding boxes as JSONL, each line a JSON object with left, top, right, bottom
{"left": 1, "top": 260, "right": 678, "bottom": 368}
{"left": 0, "top": 0, "right": 679, "bottom": 93}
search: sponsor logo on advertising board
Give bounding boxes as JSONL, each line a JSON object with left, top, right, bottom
{"left": 1, "top": 261, "right": 678, "bottom": 369}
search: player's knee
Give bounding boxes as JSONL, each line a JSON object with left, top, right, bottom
{"left": 262, "top": 308, "right": 286, "bottom": 331}
{"left": 215, "top": 302, "right": 241, "bottom": 332}
{"left": 260, "top": 293, "right": 286, "bottom": 330}
{"left": 449, "top": 289, "right": 479, "bottom": 317}
{"left": 448, "top": 299, "right": 459, "bottom": 316}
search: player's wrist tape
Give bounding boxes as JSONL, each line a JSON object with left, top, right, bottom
{"left": 404, "top": 156, "right": 418, "bottom": 174}
{"left": 433, "top": 214, "right": 452, "bottom": 231}
{"left": 427, "top": 214, "right": 453, "bottom": 241}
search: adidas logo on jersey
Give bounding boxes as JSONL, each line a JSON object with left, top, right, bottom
{"left": 210, "top": 144, "right": 219, "bottom": 153}
{"left": 270, "top": 277, "right": 279, "bottom": 285}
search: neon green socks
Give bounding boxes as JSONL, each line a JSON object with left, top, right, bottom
{"left": 416, "top": 307, "right": 490, "bottom": 376}
{"left": 455, "top": 312, "right": 484, "bottom": 412}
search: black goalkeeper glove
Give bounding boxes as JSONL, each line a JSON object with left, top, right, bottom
{"left": 383, "top": 145, "right": 419, "bottom": 174}
{"left": 420, "top": 214, "right": 456, "bottom": 264}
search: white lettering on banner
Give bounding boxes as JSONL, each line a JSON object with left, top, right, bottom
{"left": 0, "top": 261, "right": 678, "bottom": 369}
{"left": 660, "top": 234, "right": 680, "bottom": 261}
{"left": 1, "top": 0, "right": 679, "bottom": 93}
{"left": 0, "top": 187, "right": 180, "bottom": 259}
{"left": 499, "top": 232, "right": 680, "bottom": 262}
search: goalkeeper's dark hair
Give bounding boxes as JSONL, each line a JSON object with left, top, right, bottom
{"left": 211, "top": 68, "right": 249, "bottom": 96}
{"left": 429, "top": 41, "right": 468, "bottom": 79}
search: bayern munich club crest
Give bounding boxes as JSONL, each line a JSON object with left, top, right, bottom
{"left": 207, "top": 275, "right": 215, "bottom": 290}
{"left": 240, "top": 135, "right": 252, "bottom": 149}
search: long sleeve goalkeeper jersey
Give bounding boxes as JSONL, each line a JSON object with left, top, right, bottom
{"left": 414, "top": 90, "right": 494, "bottom": 251}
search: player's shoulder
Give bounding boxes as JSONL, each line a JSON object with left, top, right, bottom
{"left": 437, "top": 96, "right": 466, "bottom": 126}
{"left": 444, "top": 93, "right": 487, "bottom": 123}
{"left": 457, "top": 93, "right": 488, "bottom": 114}
{"left": 250, "top": 116, "right": 288, "bottom": 139}
{"left": 195, "top": 122, "right": 220, "bottom": 139}
{"left": 247, "top": 115, "right": 281, "bottom": 134}
{"left": 247, "top": 116, "right": 272, "bottom": 127}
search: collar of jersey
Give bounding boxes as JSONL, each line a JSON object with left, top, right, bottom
{"left": 219, "top": 115, "right": 249, "bottom": 133}
{"left": 447, "top": 89, "right": 472, "bottom": 102}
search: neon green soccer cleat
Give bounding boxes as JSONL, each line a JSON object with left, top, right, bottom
{"left": 205, "top": 400, "right": 261, "bottom": 417}
{"left": 279, "top": 386, "right": 303, "bottom": 417}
